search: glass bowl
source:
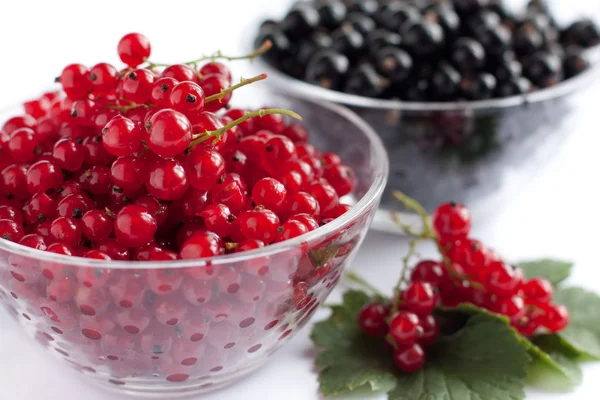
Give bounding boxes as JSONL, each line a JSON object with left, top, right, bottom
{"left": 0, "top": 96, "right": 388, "bottom": 398}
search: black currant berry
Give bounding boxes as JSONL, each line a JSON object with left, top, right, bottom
{"left": 376, "top": 2, "right": 420, "bottom": 32}
{"left": 460, "top": 73, "right": 497, "bottom": 100}
{"left": 564, "top": 47, "right": 589, "bottom": 78}
{"left": 524, "top": 52, "right": 563, "bottom": 87}
{"left": 514, "top": 23, "right": 544, "bottom": 57}
{"left": 375, "top": 47, "right": 413, "bottom": 84}
{"left": 496, "top": 76, "right": 532, "bottom": 97}
{"left": 317, "top": 1, "right": 347, "bottom": 30}
{"left": 403, "top": 21, "right": 445, "bottom": 57}
{"left": 346, "top": 0, "right": 378, "bottom": 17}
{"left": 331, "top": 26, "right": 365, "bottom": 60}
{"left": 430, "top": 64, "right": 462, "bottom": 101}
{"left": 476, "top": 24, "right": 512, "bottom": 55}
{"left": 342, "top": 12, "right": 376, "bottom": 36}
{"left": 344, "top": 64, "right": 389, "bottom": 98}
{"left": 282, "top": 4, "right": 321, "bottom": 40}
{"left": 466, "top": 10, "right": 501, "bottom": 36}
{"left": 366, "top": 29, "right": 403, "bottom": 54}
{"left": 305, "top": 50, "right": 350, "bottom": 91}
{"left": 563, "top": 19, "right": 600, "bottom": 48}
{"left": 424, "top": 3, "right": 461, "bottom": 39}
{"left": 450, "top": 38, "right": 485, "bottom": 72}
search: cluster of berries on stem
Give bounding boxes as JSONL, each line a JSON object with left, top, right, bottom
{"left": 358, "top": 192, "right": 568, "bottom": 373}
{"left": 0, "top": 33, "right": 358, "bottom": 261}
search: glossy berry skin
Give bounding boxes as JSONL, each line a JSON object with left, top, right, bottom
{"left": 432, "top": 202, "right": 471, "bottom": 240}
{"left": 169, "top": 81, "right": 205, "bottom": 114}
{"left": 25, "top": 192, "right": 56, "bottom": 224}
{"left": 102, "top": 116, "right": 142, "bottom": 157}
{"left": 117, "top": 33, "right": 151, "bottom": 67}
{"left": 9, "top": 128, "right": 39, "bottom": 162}
{"left": 200, "top": 74, "right": 232, "bottom": 112}
{"left": 52, "top": 138, "right": 85, "bottom": 172}
{"left": 498, "top": 295, "right": 526, "bottom": 323}
{"left": 26, "top": 160, "right": 63, "bottom": 195}
{"left": 323, "top": 164, "right": 356, "bottom": 197}
{"left": 185, "top": 149, "right": 225, "bottom": 191}
{"left": 522, "top": 278, "right": 553, "bottom": 303}
{"left": 145, "top": 109, "right": 192, "bottom": 157}
{"left": 161, "top": 64, "right": 197, "bottom": 83}
{"left": 540, "top": 303, "right": 569, "bottom": 333}
{"left": 410, "top": 260, "right": 445, "bottom": 287}
{"left": 49, "top": 217, "right": 82, "bottom": 247}
{"left": 81, "top": 209, "right": 113, "bottom": 242}
{"left": 0, "top": 219, "right": 24, "bottom": 242}
{"left": 145, "top": 158, "right": 189, "bottom": 201}
{"left": 59, "top": 64, "right": 91, "bottom": 99}
{"left": 252, "top": 178, "right": 287, "bottom": 212}
{"left": 403, "top": 282, "right": 438, "bottom": 315}
{"left": 119, "top": 69, "right": 155, "bottom": 104}
{"left": 114, "top": 205, "right": 157, "bottom": 248}
{"left": 180, "top": 231, "right": 225, "bottom": 259}
{"left": 278, "top": 220, "right": 309, "bottom": 241}
{"left": 481, "top": 262, "right": 523, "bottom": 297}
{"left": 198, "top": 204, "right": 232, "bottom": 238}
{"left": 307, "top": 181, "right": 339, "bottom": 214}
{"left": 212, "top": 173, "right": 247, "bottom": 213}
{"left": 394, "top": 343, "right": 426, "bottom": 373}
{"left": 57, "top": 193, "right": 94, "bottom": 219}
{"left": 235, "top": 209, "right": 280, "bottom": 243}
{"left": 110, "top": 156, "right": 146, "bottom": 192}
{"left": 389, "top": 311, "right": 421, "bottom": 346}
{"left": 89, "top": 63, "right": 118, "bottom": 93}
{"left": 418, "top": 315, "right": 439, "bottom": 346}
{"left": 151, "top": 77, "right": 178, "bottom": 107}
{"left": 358, "top": 303, "right": 389, "bottom": 336}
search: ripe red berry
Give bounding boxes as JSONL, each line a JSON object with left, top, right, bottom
{"left": 161, "top": 64, "right": 197, "bottom": 82}
{"left": 52, "top": 138, "right": 85, "bottom": 172}
{"left": 49, "top": 217, "right": 82, "bottom": 247}
{"left": 185, "top": 149, "right": 226, "bottom": 191}
{"left": 200, "top": 74, "right": 231, "bottom": 112}
{"left": 114, "top": 204, "right": 157, "bottom": 247}
{"left": 481, "top": 262, "right": 524, "bottom": 297}
{"left": 0, "top": 164, "right": 29, "bottom": 200}
{"left": 358, "top": 302, "right": 389, "bottom": 336}
{"left": 198, "top": 204, "right": 232, "bottom": 238}
{"left": 180, "top": 231, "right": 225, "bottom": 259}
{"left": 235, "top": 208, "right": 280, "bottom": 243}
{"left": 117, "top": 33, "right": 151, "bottom": 68}
{"left": 169, "top": 81, "right": 206, "bottom": 114}
{"left": 286, "top": 191, "right": 320, "bottom": 217}
{"left": 110, "top": 156, "right": 146, "bottom": 192}
{"left": 540, "top": 303, "right": 569, "bottom": 333}
{"left": 389, "top": 311, "right": 421, "bottom": 346}
{"left": 323, "top": 164, "right": 356, "bottom": 196}
{"left": 59, "top": 64, "right": 92, "bottom": 99}
{"left": 432, "top": 202, "right": 471, "bottom": 240}
{"left": 81, "top": 209, "right": 113, "bottom": 242}
{"left": 211, "top": 173, "right": 248, "bottom": 213}
{"left": 0, "top": 205, "right": 23, "bottom": 225}
{"left": 307, "top": 180, "right": 339, "bottom": 213}
{"left": 403, "top": 282, "right": 438, "bottom": 315}
{"left": 0, "top": 219, "right": 24, "bottom": 242}
{"left": 57, "top": 193, "right": 94, "bottom": 219}
{"left": 118, "top": 69, "right": 155, "bottom": 104}
{"left": 410, "top": 260, "right": 446, "bottom": 286}
{"left": 102, "top": 116, "right": 143, "bottom": 157}
{"left": 9, "top": 127, "right": 39, "bottom": 162}
{"left": 498, "top": 295, "right": 526, "bottom": 324}
{"left": 252, "top": 178, "right": 287, "bottom": 212}
{"left": 145, "top": 109, "right": 192, "bottom": 157}
{"left": 522, "top": 278, "right": 553, "bottom": 303}
{"left": 200, "top": 62, "right": 232, "bottom": 83}
{"left": 89, "top": 63, "right": 118, "bottom": 93}
{"left": 289, "top": 214, "right": 319, "bottom": 231}
{"left": 145, "top": 158, "right": 189, "bottom": 200}
{"left": 278, "top": 220, "right": 309, "bottom": 241}
{"left": 151, "top": 77, "right": 178, "bottom": 107}
{"left": 70, "top": 99, "right": 97, "bottom": 126}
{"left": 25, "top": 192, "right": 57, "bottom": 224}
{"left": 26, "top": 160, "right": 63, "bottom": 195}
{"left": 393, "top": 343, "right": 426, "bottom": 373}
{"left": 418, "top": 315, "right": 439, "bottom": 346}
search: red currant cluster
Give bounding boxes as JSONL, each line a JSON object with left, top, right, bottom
{"left": 0, "top": 33, "right": 357, "bottom": 261}
{"left": 358, "top": 201, "right": 569, "bottom": 374}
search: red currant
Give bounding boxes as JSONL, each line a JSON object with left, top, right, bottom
{"left": 26, "top": 160, "right": 63, "bottom": 195}
{"left": 145, "top": 109, "right": 192, "bottom": 157}
{"left": 145, "top": 158, "right": 189, "bottom": 201}
{"left": 410, "top": 260, "right": 446, "bottom": 287}
{"left": 59, "top": 64, "right": 91, "bottom": 99}
{"left": 117, "top": 33, "right": 151, "bottom": 68}
{"left": 481, "top": 262, "right": 524, "bottom": 297}
{"left": 185, "top": 148, "right": 225, "bottom": 191}
{"left": 418, "top": 315, "right": 439, "bottom": 346}
{"left": 540, "top": 303, "right": 569, "bottom": 333}
{"left": 252, "top": 178, "right": 287, "bottom": 212}
{"left": 0, "top": 219, "right": 24, "bottom": 242}
{"left": 358, "top": 302, "right": 389, "bottom": 336}
{"left": 114, "top": 204, "right": 157, "bottom": 247}
{"left": 161, "top": 64, "right": 197, "bottom": 83}
{"left": 52, "top": 138, "right": 85, "bottom": 172}
{"left": 118, "top": 69, "right": 155, "bottom": 104}
{"left": 522, "top": 278, "right": 553, "bottom": 303}
{"left": 432, "top": 202, "right": 471, "bottom": 240}
{"left": 198, "top": 204, "right": 232, "bottom": 238}
{"left": 169, "top": 81, "right": 205, "bottom": 114}
{"left": 102, "top": 115, "right": 143, "bottom": 157}
{"left": 389, "top": 311, "right": 421, "bottom": 346}
{"left": 81, "top": 209, "right": 113, "bottom": 242}
{"left": 110, "top": 156, "right": 146, "bottom": 192}
{"left": 234, "top": 208, "right": 280, "bottom": 243}
{"left": 180, "top": 231, "right": 225, "bottom": 259}
{"left": 393, "top": 343, "right": 425, "bottom": 373}
{"left": 403, "top": 282, "right": 438, "bottom": 315}
{"left": 89, "top": 63, "right": 118, "bottom": 93}
{"left": 49, "top": 217, "right": 82, "bottom": 247}
{"left": 9, "top": 128, "right": 40, "bottom": 162}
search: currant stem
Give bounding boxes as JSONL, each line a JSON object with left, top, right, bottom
{"left": 205, "top": 73, "right": 268, "bottom": 103}
{"left": 188, "top": 108, "right": 302, "bottom": 148}
{"left": 345, "top": 271, "right": 386, "bottom": 298}
{"left": 146, "top": 40, "right": 273, "bottom": 69}
{"left": 104, "top": 101, "right": 152, "bottom": 113}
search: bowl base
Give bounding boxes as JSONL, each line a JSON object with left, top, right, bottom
{"left": 87, "top": 358, "right": 268, "bottom": 398}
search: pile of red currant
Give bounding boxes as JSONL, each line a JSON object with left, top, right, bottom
{"left": 0, "top": 32, "right": 357, "bottom": 260}
{"left": 358, "top": 201, "right": 569, "bottom": 374}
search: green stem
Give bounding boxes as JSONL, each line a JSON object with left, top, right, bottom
{"left": 345, "top": 271, "right": 386, "bottom": 298}
{"left": 188, "top": 108, "right": 302, "bottom": 148}
{"left": 146, "top": 40, "right": 273, "bottom": 69}
{"left": 205, "top": 73, "right": 267, "bottom": 103}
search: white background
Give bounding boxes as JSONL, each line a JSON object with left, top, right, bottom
{"left": 1, "top": 0, "right": 600, "bottom": 399}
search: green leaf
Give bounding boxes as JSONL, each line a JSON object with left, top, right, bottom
{"left": 439, "top": 303, "right": 582, "bottom": 386}
{"left": 518, "top": 259, "right": 573, "bottom": 286}
{"left": 389, "top": 314, "right": 530, "bottom": 400}
{"left": 311, "top": 290, "right": 398, "bottom": 396}
{"left": 554, "top": 287, "right": 600, "bottom": 359}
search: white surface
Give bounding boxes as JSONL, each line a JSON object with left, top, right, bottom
{"left": 1, "top": 0, "right": 600, "bottom": 399}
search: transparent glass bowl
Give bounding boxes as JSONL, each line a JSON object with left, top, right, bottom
{"left": 0, "top": 96, "right": 388, "bottom": 398}
{"left": 255, "top": 49, "right": 600, "bottom": 232}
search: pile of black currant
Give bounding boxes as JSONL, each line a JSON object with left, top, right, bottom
{"left": 255, "top": 0, "right": 600, "bottom": 101}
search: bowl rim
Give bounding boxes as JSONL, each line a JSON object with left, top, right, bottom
{"left": 257, "top": 49, "right": 600, "bottom": 112}
{"left": 0, "top": 97, "right": 390, "bottom": 269}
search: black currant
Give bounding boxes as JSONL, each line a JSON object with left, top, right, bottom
{"left": 345, "top": 0, "right": 379, "bottom": 17}
{"left": 403, "top": 21, "right": 445, "bottom": 57}
{"left": 317, "top": 1, "right": 347, "bottom": 30}
{"left": 375, "top": 47, "right": 413, "bottom": 83}
{"left": 344, "top": 64, "right": 389, "bottom": 98}
{"left": 450, "top": 37, "right": 485, "bottom": 72}
{"left": 366, "top": 29, "right": 403, "bottom": 54}
{"left": 281, "top": 4, "right": 321, "bottom": 40}
{"left": 460, "top": 73, "right": 497, "bottom": 100}
{"left": 524, "top": 52, "right": 563, "bottom": 87}
{"left": 331, "top": 26, "right": 365, "bottom": 59}
{"left": 430, "top": 64, "right": 462, "bottom": 101}
{"left": 564, "top": 47, "right": 589, "bottom": 78}
{"left": 305, "top": 50, "right": 350, "bottom": 91}
{"left": 496, "top": 76, "right": 532, "bottom": 97}
{"left": 342, "top": 12, "right": 376, "bottom": 36}
{"left": 562, "top": 19, "right": 600, "bottom": 48}
{"left": 375, "top": 1, "right": 420, "bottom": 32}
{"left": 476, "top": 24, "right": 512, "bottom": 55}
{"left": 514, "top": 23, "right": 545, "bottom": 56}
